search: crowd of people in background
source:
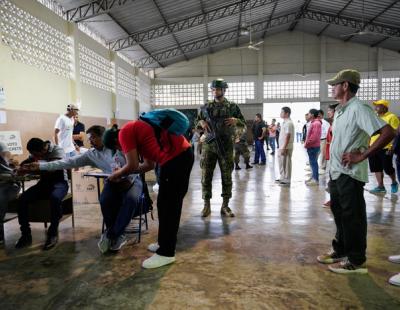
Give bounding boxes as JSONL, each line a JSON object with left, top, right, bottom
{"left": 1, "top": 70, "right": 400, "bottom": 284}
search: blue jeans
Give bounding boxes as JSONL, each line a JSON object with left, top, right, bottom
{"left": 100, "top": 175, "right": 143, "bottom": 239}
{"left": 254, "top": 139, "right": 266, "bottom": 163}
{"left": 296, "top": 132, "right": 302, "bottom": 143}
{"left": 18, "top": 180, "right": 69, "bottom": 236}
{"left": 396, "top": 155, "right": 400, "bottom": 183}
{"left": 307, "top": 147, "right": 320, "bottom": 181}
{"left": 268, "top": 137, "right": 276, "bottom": 153}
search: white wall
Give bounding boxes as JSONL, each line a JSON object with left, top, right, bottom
{"left": 153, "top": 31, "right": 400, "bottom": 116}
{"left": 0, "top": 0, "right": 148, "bottom": 121}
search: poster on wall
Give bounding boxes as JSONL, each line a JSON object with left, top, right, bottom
{"left": 0, "top": 86, "right": 5, "bottom": 108}
{"left": 0, "top": 131, "right": 23, "bottom": 154}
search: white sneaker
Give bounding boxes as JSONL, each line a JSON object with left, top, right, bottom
{"left": 389, "top": 255, "right": 400, "bottom": 264}
{"left": 318, "top": 169, "right": 326, "bottom": 175}
{"left": 147, "top": 242, "right": 160, "bottom": 253}
{"left": 142, "top": 253, "right": 175, "bottom": 269}
{"left": 152, "top": 183, "right": 159, "bottom": 193}
{"left": 389, "top": 273, "right": 400, "bottom": 286}
{"left": 306, "top": 179, "right": 319, "bottom": 186}
{"left": 304, "top": 166, "right": 311, "bottom": 171}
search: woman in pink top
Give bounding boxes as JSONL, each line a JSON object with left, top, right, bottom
{"left": 304, "top": 109, "right": 322, "bottom": 185}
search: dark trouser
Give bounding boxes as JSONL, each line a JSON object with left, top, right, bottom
{"left": 254, "top": 139, "right": 266, "bottom": 164}
{"left": 396, "top": 155, "right": 400, "bottom": 183}
{"left": 330, "top": 174, "right": 367, "bottom": 265}
{"left": 156, "top": 148, "right": 194, "bottom": 257}
{"left": 18, "top": 180, "right": 69, "bottom": 237}
{"left": 100, "top": 175, "right": 143, "bottom": 239}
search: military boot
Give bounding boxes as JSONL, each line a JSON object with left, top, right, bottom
{"left": 201, "top": 200, "right": 211, "bottom": 217}
{"left": 220, "top": 199, "right": 235, "bottom": 217}
{"left": 235, "top": 163, "right": 241, "bottom": 170}
{"left": 245, "top": 163, "right": 253, "bottom": 169}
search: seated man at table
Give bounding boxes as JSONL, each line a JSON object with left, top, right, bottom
{"left": 0, "top": 142, "right": 21, "bottom": 244}
{"left": 16, "top": 138, "right": 69, "bottom": 250}
{"left": 23, "top": 125, "right": 144, "bottom": 253}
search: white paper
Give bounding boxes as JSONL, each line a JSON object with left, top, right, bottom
{"left": 0, "top": 131, "right": 23, "bottom": 154}
{"left": 0, "top": 110, "right": 6, "bottom": 124}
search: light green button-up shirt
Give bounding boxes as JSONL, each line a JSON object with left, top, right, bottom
{"left": 330, "top": 97, "right": 386, "bottom": 183}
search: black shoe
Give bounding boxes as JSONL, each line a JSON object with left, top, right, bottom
{"left": 235, "top": 165, "right": 241, "bottom": 170}
{"left": 251, "top": 162, "right": 259, "bottom": 165}
{"left": 15, "top": 235, "right": 32, "bottom": 249}
{"left": 270, "top": 152, "right": 275, "bottom": 155}
{"left": 245, "top": 164, "right": 253, "bottom": 169}
{"left": 259, "top": 162, "right": 266, "bottom": 166}
{"left": 43, "top": 235, "right": 58, "bottom": 251}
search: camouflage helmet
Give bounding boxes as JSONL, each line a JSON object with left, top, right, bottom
{"left": 210, "top": 79, "right": 228, "bottom": 89}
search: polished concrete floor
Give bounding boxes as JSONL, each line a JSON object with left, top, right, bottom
{"left": 1, "top": 144, "right": 400, "bottom": 309}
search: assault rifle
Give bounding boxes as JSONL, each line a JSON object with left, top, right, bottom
{"left": 201, "top": 106, "right": 226, "bottom": 158}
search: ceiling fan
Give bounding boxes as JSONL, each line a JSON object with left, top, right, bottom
{"left": 231, "top": 0, "right": 264, "bottom": 51}
{"left": 340, "top": 0, "right": 399, "bottom": 39}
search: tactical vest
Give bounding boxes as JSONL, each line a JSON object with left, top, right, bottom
{"left": 206, "top": 100, "right": 235, "bottom": 141}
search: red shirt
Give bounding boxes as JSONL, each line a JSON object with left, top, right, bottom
{"left": 304, "top": 119, "right": 321, "bottom": 148}
{"left": 119, "top": 120, "right": 191, "bottom": 166}
{"left": 325, "top": 125, "right": 333, "bottom": 160}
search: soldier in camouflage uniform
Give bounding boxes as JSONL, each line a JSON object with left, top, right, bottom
{"left": 234, "top": 127, "right": 252, "bottom": 170}
{"left": 196, "top": 79, "right": 245, "bottom": 217}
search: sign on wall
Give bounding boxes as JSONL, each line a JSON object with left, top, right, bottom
{"left": 0, "top": 131, "right": 23, "bottom": 154}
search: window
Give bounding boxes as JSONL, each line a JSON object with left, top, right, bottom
{"left": 0, "top": 0, "right": 72, "bottom": 78}
{"left": 117, "top": 67, "right": 135, "bottom": 99}
{"left": 153, "top": 84, "right": 203, "bottom": 106}
{"left": 208, "top": 82, "right": 254, "bottom": 104}
{"left": 264, "top": 81, "right": 319, "bottom": 99}
{"left": 358, "top": 78, "right": 378, "bottom": 100}
{"left": 79, "top": 44, "right": 114, "bottom": 92}
{"left": 382, "top": 78, "right": 400, "bottom": 100}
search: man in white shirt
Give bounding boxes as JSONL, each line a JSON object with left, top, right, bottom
{"left": 318, "top": 110, "right": 330, "bottom": 173}
{"left": 277, "top": 107, "right": 294, "bottom": 186}
{"left": 295, "top": 120, "right": 303, "bottom": 143}
{"left": 54, "top": 104, "right": 79, "bottom": 158}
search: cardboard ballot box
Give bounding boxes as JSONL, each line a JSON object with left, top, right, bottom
{"left": 72, "top": 167, "right": 103, "bottom": 204}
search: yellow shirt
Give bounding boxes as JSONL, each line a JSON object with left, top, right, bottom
{"left": 370, "top": 111, "right": 399, "bottom": 149}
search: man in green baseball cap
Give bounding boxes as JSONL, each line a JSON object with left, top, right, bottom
{"left": 317, "top": 68, "right": 395, "bottom": 275}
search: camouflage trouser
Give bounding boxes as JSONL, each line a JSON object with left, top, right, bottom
{"left": 234, "top": 143, "right": 250, "bottom": 164}
{"left": 200, "top": 141, "right": 234, "bottom": 200}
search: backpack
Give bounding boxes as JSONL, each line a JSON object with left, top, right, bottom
{"left": 139, "top": 108, "right": 189, "bottom": 149}
{"left": 139, "top": 108, "right": 189, "bottom": 135}
{"left": 132, "top": 174, "right": 153, "bottom": 219}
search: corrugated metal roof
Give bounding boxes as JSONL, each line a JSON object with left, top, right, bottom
{"left": 53, "top": 0, "right": 400, "bottom": 67}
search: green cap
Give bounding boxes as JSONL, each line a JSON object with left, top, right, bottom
{"left": 326, "top": 69, "right": 361, "bottom": 86}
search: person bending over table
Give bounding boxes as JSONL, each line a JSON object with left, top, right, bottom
{"left": 22, "top": 126, "right": 143, "bottom": 254}
{"left": 16, "top": 138, "right": 68, "bottom": 250}
{"left": 108, "top": 120, "right": 194, "bottom": 269}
